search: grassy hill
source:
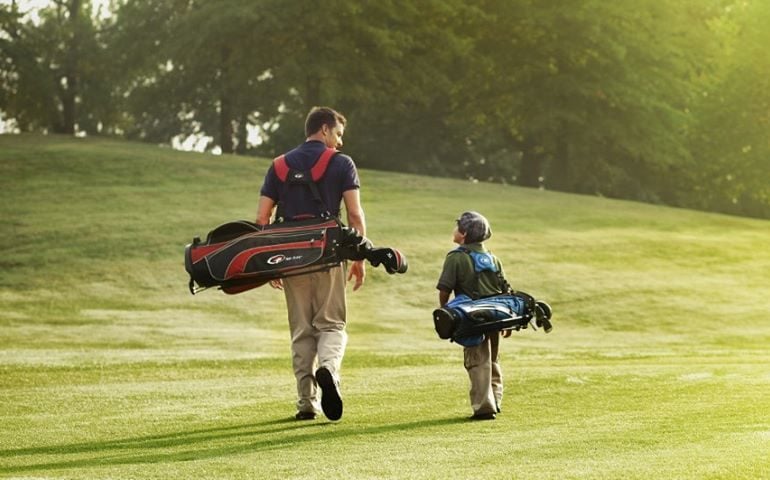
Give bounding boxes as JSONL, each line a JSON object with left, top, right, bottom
{"left": 1, "top": 134, "right": 768, "bottom": 479}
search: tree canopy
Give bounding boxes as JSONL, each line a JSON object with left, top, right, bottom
{"left": 1, "top": 0, "right": 768, "bottom": 218}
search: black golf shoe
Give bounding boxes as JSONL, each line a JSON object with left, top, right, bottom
{"left": 470, "top": 412, "right": 496, "bottom": 421}
{"left": 295, "top": 411, "right": 317, "bottom": 420}
{"left": 315, "top": 367, "right": 343, "bottom": 421}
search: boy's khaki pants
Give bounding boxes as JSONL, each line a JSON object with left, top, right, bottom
{"left": 464, "top": 333, "right": 502, "bottom": 415}
{"left": 283, "top": 265, "right": 348, "bottom": 413}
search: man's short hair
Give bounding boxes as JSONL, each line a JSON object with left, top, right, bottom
{"left": 305, "top": 106, "right": 347, "bottom": 137}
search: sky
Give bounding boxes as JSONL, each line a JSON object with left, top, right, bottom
{"left": 4, "top": 0, "right": 112, "bottom": 23}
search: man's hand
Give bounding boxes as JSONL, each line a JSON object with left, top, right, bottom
{"left": 269, "top": 279, "right": 283, "bottom": 290}
{"left": 347, "top": 260, "right": 365, "bottom": 291}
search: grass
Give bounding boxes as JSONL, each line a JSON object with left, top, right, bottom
{"left": 1, "top": 133, "right": 769, "bottom": 479}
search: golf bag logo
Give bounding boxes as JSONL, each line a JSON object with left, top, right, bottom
{"left": 267, "top": 254, "right": 303, "bottom": 265}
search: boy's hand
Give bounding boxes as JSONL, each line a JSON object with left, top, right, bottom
{"left": 501, "top": 329, "right": 512, "bottom": 338}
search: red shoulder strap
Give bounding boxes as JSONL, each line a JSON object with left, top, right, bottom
{"left": 310, "top": 148, "right": 337, "bottom": 182}
{"left": 273, "top": 155, "right": 289, "bottom": 181}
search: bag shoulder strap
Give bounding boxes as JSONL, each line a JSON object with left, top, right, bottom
{"left": 311, "top": 147, "right": 337, "bottom": 181}
{"left": 273, "top": 154, "right": 290, "bottom": 181}
{"left": 272, "top": 147, "right": 339, "bottom": 221}
{"left": 455, "top": 246, "right": 512, "bottom": 299}
{"left": 272, "top": 147, "right": 337, "bottom": 182}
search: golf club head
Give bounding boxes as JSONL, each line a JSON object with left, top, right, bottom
{"left": 535, "top": 301, "right": 553, "bottom": 333}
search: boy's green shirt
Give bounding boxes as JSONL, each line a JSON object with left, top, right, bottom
{"left": 436, "top": 242, "right": 506, "bottom": 298}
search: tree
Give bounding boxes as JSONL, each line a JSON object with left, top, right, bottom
{"left": 0, "top": 0, "right": 107, "bottom": 134}
{"left": 106, "top": 0, "right": 286, "bottom": 151}
{"left": 688, "top": 0, "right": 770, "bottom": 217}
{"left": 258, "top": 0, "right": 484, "bottom": 175}
{"left": 463, "top": 0, "right": 719, "bottom": 202}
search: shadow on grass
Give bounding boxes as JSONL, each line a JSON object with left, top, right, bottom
{"left": 0, "top": 416, "right": 467, "bottom": 473}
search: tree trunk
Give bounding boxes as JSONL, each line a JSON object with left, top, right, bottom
{"left": 518, "top": 141, "right": 543, "bottom": 188}
{"left": 218, "top": 46, "right": 234, "bottom": 154}
{"left": 58, "top": 0, "right": 82, "bottom": 134}
{"left": 59, "top": 78, "right": 77, "bottom": 135}
{"left": 235, "top": 112, "right": 248, "bottom": 154}
{"left": 548, "top": 133, "right": 570, "bottom": 191}
{"left": 519, "top": 153, "right": 541, "bottom": 188}
{"left": 219, "top": 96, "right": 234, "bottom": 154}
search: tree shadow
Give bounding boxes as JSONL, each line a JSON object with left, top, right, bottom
{"left": 0, "top": 416, "right": 467, "bottom": 474}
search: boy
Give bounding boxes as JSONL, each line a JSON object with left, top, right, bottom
{"left": 436, "top": 211, "right": 509, "bottom": 420}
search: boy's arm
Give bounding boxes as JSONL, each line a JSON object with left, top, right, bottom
{"left": 437, "top": 253, "right": 457, "bottom": 306}
{"left": 438, "top": 289, "right": 451, "bottom": 307}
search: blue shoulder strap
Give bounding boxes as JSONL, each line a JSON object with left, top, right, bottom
{"left": 453, "top": 246, "right": 514, "bottom": 299}
{"left": 453, "top": 247, "right": 498, "bottom": 273}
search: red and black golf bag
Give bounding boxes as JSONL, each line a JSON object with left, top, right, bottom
{"left": 185, "top": 216, "right": 406, "bottom": 294}
{"left": 185, "top": 148, "right": 407, "bottom": 295}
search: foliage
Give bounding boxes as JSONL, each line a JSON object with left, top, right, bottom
{"left": 1, "top": 0, "right": 769, "bottom": 218}
{"left": 105, "top": 0, "right": 286, "bottom": 151}
{"left": 687, "top": 0, "right": 770, "bottom": 218}
{"left": 251, "top": 0, "right": 484, "bottom": 172}
{"left": 465, "top": 0, "right": 721, "bottom": 201}
{"left": 0, "top": 0, "right": 111, "bottom": 134}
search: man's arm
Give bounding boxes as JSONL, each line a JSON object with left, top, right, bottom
{"left": 342, "top": 188, "right": 365, "bottom": 236}
{"left": 257, "top": 195, "right": 283, "bottom": 290}
{"left": 342, "top": 188, "right": 366, "bottom": 291}
{"left": 255, "top": 195, "right": 283, "bottom": 289}
{"left": 256, "top": 195, "right": 276, "bottom": 225}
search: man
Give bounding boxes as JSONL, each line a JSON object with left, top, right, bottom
{"left": 256, "top": 106, "right": 366, "bottom": 421}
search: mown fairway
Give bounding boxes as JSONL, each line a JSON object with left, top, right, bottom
{"left": 1, "top": 134, "right": 768, "bottom": 479}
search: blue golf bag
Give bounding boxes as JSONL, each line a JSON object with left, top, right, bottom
{"left": 433, "top": 292, "right": 551, "bottom": 346}
{"left": 433, "top": 247, "right": 552, "bottom": 346}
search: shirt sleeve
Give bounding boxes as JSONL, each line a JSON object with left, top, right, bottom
{"left": 337, "top": 154, "right": 360, "bottom": 192}
{"left": 497, "top": 260, "right": 510, "bottom": 291}
{"left": 436, "top": 253, "right": 459, "bottom": 292}
{"left": 259, "top": 164, "right": 280, "bottom": 200}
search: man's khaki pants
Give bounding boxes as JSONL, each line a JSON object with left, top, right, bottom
{"left": 463, "top": 333, "right": 502, "bottom": 415}
{"left": 283, "top": 265, "right": 347, "bottom": 413}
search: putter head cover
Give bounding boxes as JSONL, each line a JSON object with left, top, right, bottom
{"left": 368, "top": 247, "right": 408, "bottom": 274}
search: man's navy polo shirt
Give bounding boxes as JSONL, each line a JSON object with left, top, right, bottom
{"left": 260, "top": 140, "right": 360, "bottom": 219}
